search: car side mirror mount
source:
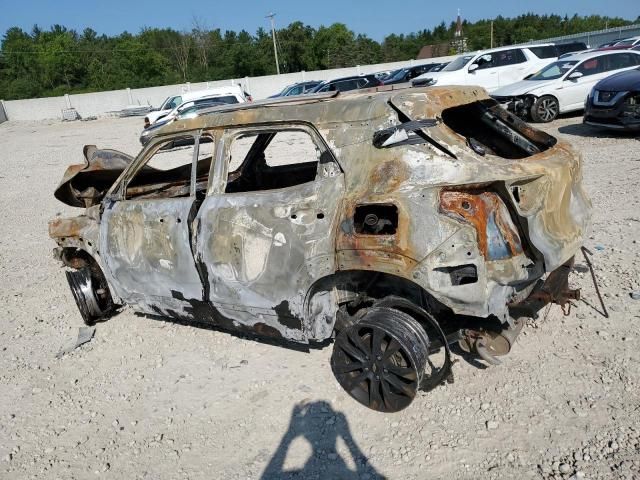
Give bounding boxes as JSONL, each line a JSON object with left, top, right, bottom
{"left": 567, "top": 71, "right": 583, "bottom": 80}
{"left": 468, "top": 63, "right": 479, "bottom": 73}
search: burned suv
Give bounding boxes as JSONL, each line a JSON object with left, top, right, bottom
{"left": 50, "top": 86, "right": 590, "bottom": 412}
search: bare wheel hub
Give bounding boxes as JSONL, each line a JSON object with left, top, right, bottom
{"left": 66, "top": 267, "right": 106, "bottom": 325}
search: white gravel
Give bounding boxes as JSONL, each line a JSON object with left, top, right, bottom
{"left": 0, "top": 114, "right": 638, "bottom": 479}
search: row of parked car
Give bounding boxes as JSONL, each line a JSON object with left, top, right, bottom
{"left": 142, "top": 35, "right": 640, "bottom": 138}
{"left": 268, "top": 37, "right": 640, "bottom": 130}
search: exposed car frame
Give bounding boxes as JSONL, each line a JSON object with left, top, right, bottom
{"left": 50, "top": 85, "right": 590, "bottom": 412}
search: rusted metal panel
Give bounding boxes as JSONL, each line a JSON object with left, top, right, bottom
{"left": 50, "top": 84, "right": 591, "bottom": 341}
{"left": 100, "top": 198, "right": 203, "bottom": 302}
{"left": 194, "top": 169, "right": 345, "bottom": 341}
{"left": 440, "top": 190, "right": 523, "bottom": 261}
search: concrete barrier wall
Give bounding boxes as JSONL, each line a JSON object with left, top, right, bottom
{"left": 0, "top": 100, "right": 7, "bottom": 123}
{"left": 519, "top": 23, "right": 640, "bottom": 48}
{"left": 2, "top": 56, "right": 456, "bottom": 121}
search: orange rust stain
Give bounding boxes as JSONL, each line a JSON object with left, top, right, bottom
{"left": 440, "top": 190, "right": 523, "bottom": 260}
{"left": 369, "top": 159, "right": 408, "bottom": 193}
{"left": 48, "top": 217, "right": 87, "bottom": 239}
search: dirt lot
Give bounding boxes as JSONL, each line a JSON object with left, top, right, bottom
{"left": 0, "top": 114, "right": 639, "bottom": 480}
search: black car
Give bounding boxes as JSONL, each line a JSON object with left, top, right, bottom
{"left": 382, "top": 63, "right": 445, "bottom": 85}
{"left": 309, "top": 74, "right": 382, "bottom": 93}
{"left": 555, "top": 41, "right": 589, "bottom": 56}
{"left": 584, "top": 67, "right": 640, "bottom": 132}
{"left": 269, "top": 81, "right": 322, "bottom": 98}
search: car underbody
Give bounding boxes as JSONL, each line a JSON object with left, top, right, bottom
{"left": 49, "top": 86, "right": 591, "bottom": 412}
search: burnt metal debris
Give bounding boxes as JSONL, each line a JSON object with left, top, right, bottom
{"left": 49, "top": 85, "right": 591, "bottom": 412}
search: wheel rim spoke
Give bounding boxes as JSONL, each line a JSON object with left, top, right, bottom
{"left": 386, "top": 363, "right": 417, "bottom": 381}
{"left": 371, "top": 328, "right": 384, "bottom": 357}
{"left": 539, "top": 99, "right": 557, "bottom": 121}
{"left": 383, "top": 338, "right": 401, "bottom": 361}
{"left": 342, "top": 370, "right": 368, "bottom": 393}
{"left": 347, "top": 328, "right": 371, "bottom": 359}
{"left": 333, "top": 361, "right": 364, "bottom": 374}
{"left": 383, "top": 372, "right": 415, "bottom": 397}
{"left": 380, "top": 376, "right": 409, "bottom": 410}
{"left": 337, "top": 335, "right": 367, "bottom": 362}
{"left": 368, "top": 377, "right": 383, "bottom": 409}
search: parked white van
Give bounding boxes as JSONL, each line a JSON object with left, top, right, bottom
{"left": 492, "top": 50, "right": 640, "bottom": 122}
{"left": 412, "top": 44, "right": 558, "bottom": 92}
{"left": 145, "top": 85, "right": 248, "bottom": 127}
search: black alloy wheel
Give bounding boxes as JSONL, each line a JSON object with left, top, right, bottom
{"left": 331, "top": 307, "right": 429, "bottom": 412}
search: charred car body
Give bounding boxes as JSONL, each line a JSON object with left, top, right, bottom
{"left": 50, "top": 85, "right": 590, "bottom": 412}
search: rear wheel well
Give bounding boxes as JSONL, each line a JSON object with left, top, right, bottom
{"left": 305, "top": 270, "right": 453, "bottom": 333}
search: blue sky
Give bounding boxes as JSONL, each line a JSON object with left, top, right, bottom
{"left": 1, "top": 0, "right": 638, "bottom": 41}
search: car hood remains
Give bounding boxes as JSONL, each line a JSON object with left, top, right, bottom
{"left": 492, "top": 79, "right": 556, "bottom": 97}
{"left": 54, "top": 145, "right": 136, "bottom": 208}
{"left": 594, "top": 67, "right": 640, "bottom": 91}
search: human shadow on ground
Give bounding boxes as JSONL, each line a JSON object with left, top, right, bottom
{"left": 260, "top": 401, "right": 386, "bottom": 480}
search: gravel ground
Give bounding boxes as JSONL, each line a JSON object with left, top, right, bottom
{"left": 0, "top": 114, "right": 639, "bottom": 480}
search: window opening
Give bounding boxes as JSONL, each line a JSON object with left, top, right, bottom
{"left": 225, "top": 130, "right": 322, "bottom": 193}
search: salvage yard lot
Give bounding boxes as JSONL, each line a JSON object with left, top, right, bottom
{"left": 0, "top": 115, "right": 639, "bottom": 479}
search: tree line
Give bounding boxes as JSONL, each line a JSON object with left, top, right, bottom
{"left": 0, "top": 13, "right": 636, "bottom": 100}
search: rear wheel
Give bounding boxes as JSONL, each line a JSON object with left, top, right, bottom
{"left": 331, "top": 307, "right": 429, "bottom": 412}
{"left": 530, "top": 95, "right": 559, "bottom": 123}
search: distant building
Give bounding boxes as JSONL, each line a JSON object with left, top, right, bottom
{"left": 417, "top": 9, "right": 468, "bottom": 59}
{"left": 451, "top": 9, "right": 468, "bottom": 54}
{"left": 417, "top": 43, "right": 451, "bottom": 59}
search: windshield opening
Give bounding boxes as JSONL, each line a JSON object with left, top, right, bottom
{"left": 442, "top": 55, "right": 475, "bottom": 72}
{"left": 528, "top": 61, "right": 578, "bottom": 81}
{"left": 615, "top": 39, "right": 635, "bottom": 47}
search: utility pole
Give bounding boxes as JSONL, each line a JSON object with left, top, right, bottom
{"left": 490, "top": 20, "right": 494, "bottom": 48}
{"left": 266, "top": 12, "right": 280, "bottom": 75}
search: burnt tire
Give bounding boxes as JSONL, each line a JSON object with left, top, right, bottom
{"left": 530, "top": 95, "right": 559, "bottom": 123}
{"left": 331, "top": 307, "right": 429, "bottom": 412}
{"left": 65, "top": 267, "right": 113, "bottom": 326}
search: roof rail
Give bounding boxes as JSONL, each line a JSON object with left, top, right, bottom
{"left": 195, "top": 91, "right": 340, "bottom": 117}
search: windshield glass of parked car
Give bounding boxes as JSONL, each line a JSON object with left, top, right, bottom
{"left": 442, "top": 55, "right": 475, "bottom": 72}
{"left": 615, "top": 39, "right": 636, "bottom": 47}
{"left": 387, "top": 69, "right": 409, "bottom": 82}
{"left": 161, "top": 96, "right": 182, "bottom": 110}
{"left": 528, "top": 61, "right": 579, "bottom": 80}
{"left": 177, "top": 96, "right": 239, "bottom": 113}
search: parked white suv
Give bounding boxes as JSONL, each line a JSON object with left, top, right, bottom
{"left": 491, "top": 50, "right": 640, "bottom": 122}
{"left": 412, "top": 44, "right": 558, "bottom": 92}
{"left": 145, "top": 85, "right": 248, "bottom": 127}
